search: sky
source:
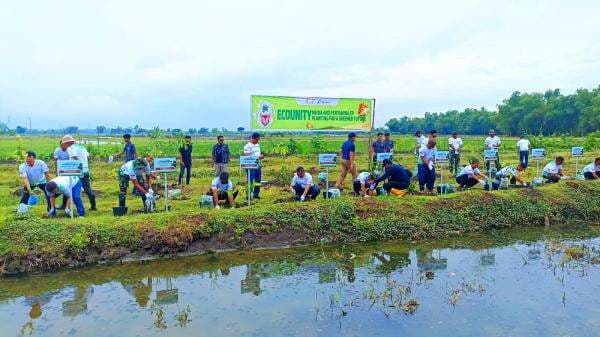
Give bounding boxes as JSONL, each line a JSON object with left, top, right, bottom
{"left": 1, "top": 0, "right": 600, "bottom": 130}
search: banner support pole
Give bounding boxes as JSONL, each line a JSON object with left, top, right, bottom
{"left": 164, "top": 172, "right": 168, "bottom": 212}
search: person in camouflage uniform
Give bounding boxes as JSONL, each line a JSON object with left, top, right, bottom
{"left": 118, "top": 156, "right": 155, "bottom": 208}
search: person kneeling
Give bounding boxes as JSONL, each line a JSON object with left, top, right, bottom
{"left": 46, "top": 176, "right": 85, "bottom": 217}
{"left": 209, "top": 172, "right": 238, "bottom": 209}
{"left": 373, "top": 159, "right": 412, "bottom": 195}
{"left": 291, "top": 167, "right": 320, "bottom": 201}
{"left": 583, "top": 157, "right": 600, "bottom": 180}
{"left": 354, "top": 172, "right": 376, "bottom": 197}
{"left": 456, "top": 159, "right": 487, "bottom": 189}
{"left": 542, "top": 156, "right": 565, "bottom": 183}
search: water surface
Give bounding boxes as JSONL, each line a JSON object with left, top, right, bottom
{"left": 1, "top": 225, "right": 599, "bottom": 337}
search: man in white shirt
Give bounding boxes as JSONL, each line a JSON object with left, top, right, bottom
{"left": 414, "top": 130, "right": 428, "bottom": 155}
{"left": 19, "top": 151, "right": 52, "bottom": 211}
{"left": 583, "top": 157, "right": 600, "bottom": 180}
{"left": 516, "top": 135, "right": 531, "bottom": 167}
{"left": 484, "top": 129, "right": 501, "bottom": 171}
{"left": 492, "top": 164, "right": 526, "bottom": 189}
{"left": 542, "top": 156, "right": 565, "bottom": 183}
{"left": 45, "top": 176, "right": 84, "bottom": 217}
{"left": 244, "top": 132, "right": 265, "bottom": 199}
{"left": 53, "top": 135, "right": 78, "bottom": 163}
{"left": 456, "top": 159, "right": 487, "bottom": 189}
{"left": 353, "top": 171, "right": 376, "bottom": 197}
{"left": 418, "top": 140, "right": 437, "bottom": 193}
{"left": 118, "top": 156, "right": 155, "bottom": 209}
{"left": 290, "top": 167, "right": 320, "bottom": 201}
{"left": 448, "top": 131, "right": 463, "bottom": 175}
{"left": 71, "top": 143, "right": 96, "bottom": 210}
{"left": 209, "top": 172, "right": 238, "bottom": 208}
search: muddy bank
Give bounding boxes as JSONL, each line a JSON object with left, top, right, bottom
{"left": 1, "top": 181, "right": 599, "bottom": 275}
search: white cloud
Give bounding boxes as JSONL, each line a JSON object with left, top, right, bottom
{"left": 0, "top": 0, "right": 599, "bottom": 128}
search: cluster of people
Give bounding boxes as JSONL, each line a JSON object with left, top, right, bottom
{"left": 17, "top": 130, "right": 600, "bottom": 217}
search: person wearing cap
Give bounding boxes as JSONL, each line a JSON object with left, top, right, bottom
{"left": 354, "top": 171, "right": 376, "bottom": 197}
{"left": 583, "top": 158, "right": 600, "bottom": 180}
{"left": 19, "top": 151, "right": 52, "bottom": 211}
{"left": 370, "top": 133, "right": 386, "bottom": 163}
{"left": 373, "top": 159, "right": 412, "bottom": 194}
{"left": 516, "top": 135, "right": 531, "bottom": 167}
{"left": 456, "top": 159, "right": 487, "bottom": 189}
{"left": 53, "top": 135, "right": 78, "bottom": 163}
{"left": 334, "top": 132, "right": 357, "bottom": 188}
{"left": 417, "top": 139, "right": 437, "bottom": 193}
{"left": 243, "top": 132, "right": 264, "bottom": 199}
{"left": 290, "top": 166, "right": 320, "bottom": 201}
{"left": 212, "top": 135, "right": 230, "bottom": 176}
{"left": 448, "top": 131, "right": 463, "bottom": 175}
{"left": 45, "top": 176, "right": 84, "bottom": 217}
{"left": 118, "top": 156, "right": 155, "bottom": 208}
{"left": 542, "top": 156, "right": 565, "bottom": 183}
{"left": 208, "top": 171, "right": 238, "bottom": 209}
{"left": 384, "top": 133, "right": 395, "bottom": 153}
{"left": 71, "top": 142, "right": 97, "bottom": 210}
{"left": 115, "top": 134, "right": 137, "bottom": 162}
{"left": 484, "top": 129, "right": 501, "bottom": 171}
{"left": 414, "top": 131, "right": 428, "bottom": 155}
{"left": 178, "top": 135, "right": 193, "bottom": 185}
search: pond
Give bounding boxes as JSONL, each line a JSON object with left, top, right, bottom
{"left": 1, "top": 225, "right": 599, "bottom": 337}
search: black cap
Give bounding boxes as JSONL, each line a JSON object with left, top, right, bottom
{"left": 123, "top": 133, "right": 131, "bottom": 138}
{"left": 348, "top": 132, "right": 357, "bottom": 138}
{"left": 26, "top": 151, "right": 36, "bottom": 158}
{"left": 219, "top": 171, "right": 229, "bottom": 181}
{"left": 251, "top": 132, "right": 260, "bottom": 139}
{"left": 382, "top": 158, "right": 392, "bottom": 165}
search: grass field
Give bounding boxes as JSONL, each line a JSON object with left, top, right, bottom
{"left": 0, "top": 134, "right": 598, "bottom": 224}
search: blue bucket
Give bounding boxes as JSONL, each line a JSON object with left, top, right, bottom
{"left": 27, "top": 195, "right": 39, "bottom": 206}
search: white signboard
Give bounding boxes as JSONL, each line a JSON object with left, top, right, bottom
{"left": 435, "top": 151, "right": 449, "bottom": 163}
{"left": 318, "top": 154, "right": 337, "bottom": 167}
{"left": 57, "top": 160, "right": 83, "bottom": 176}
{"left": 531, "top": 148, "right": 545, "bottom": 160}
{"left": 154, "top": 158, "right": 177, "bottom": 172}
{"left": 571, "top": 147, "right": 584, "bottom": 157}
{"left": 240, "top": 156, "right": 259, "bottom": 169}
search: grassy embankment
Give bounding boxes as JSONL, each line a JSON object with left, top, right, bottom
{"left": 0, "top": 135, "right": 599, "bottom": 274}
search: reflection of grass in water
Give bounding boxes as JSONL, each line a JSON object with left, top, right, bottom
{"left": 447, "top": 278, "right": 487, "bottom": 307}
{"left": 175, "top": 305, "right": 192, "bottom": 327}
{"left": 362, "top": 277, "right": 419, "bottom": 316}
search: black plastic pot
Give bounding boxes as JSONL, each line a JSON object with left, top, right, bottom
{"left": 113, "top": 206, "right": 128, "bottom": 216}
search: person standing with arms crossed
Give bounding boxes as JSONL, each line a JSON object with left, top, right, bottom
{"left": 178, "top": 135, "right": 193, "bottom": 185}
{"left": 448, "top": 131, "right": 463, "bottom": 175}
{"left": 212, "top": 135, "right": 230, "bottom": 176}
{"left": 334, "top": 132, "right": 357, "bottom": 189}
{"left": 244, "top": 132, "right": 264, "bottom": 199}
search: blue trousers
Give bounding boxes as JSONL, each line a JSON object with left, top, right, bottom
{"left": 519, "top": 151, "right": 529, "bottom": 167}
{"left": 293, "top": 184, "right": 320, "bottom": 200}
{"left": 417, "top": 164, "right": 436, "bottom": 191}
{"left": 69, "top": 181, "right": 85, "bottom": 216}
{"left": 249, "top": 168, "right": 262, "bottom": 197}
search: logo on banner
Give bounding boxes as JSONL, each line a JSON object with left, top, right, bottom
{"left": 256, "top": 101, "right": 274, "bottom": 128}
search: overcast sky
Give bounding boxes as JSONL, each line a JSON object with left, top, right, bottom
{"left": 1, "top": 0, "right": 599, "bottom": 130}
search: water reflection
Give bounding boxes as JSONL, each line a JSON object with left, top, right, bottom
{"left": 0, "top": 225, "right": 599, "bottom": 337}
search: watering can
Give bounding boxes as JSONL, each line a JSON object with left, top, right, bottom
{"left": 27, "top": 194, "right": 39, "bottom": 206}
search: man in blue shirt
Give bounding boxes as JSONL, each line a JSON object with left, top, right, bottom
{"left": 212, "top": 135, "right": 230, "bottom": 176}
{"left": 178, "top": 135, "right": 193, "bottom": 185}
{"left": 334, "top": 132, "right": 357, "bottom": 188}
{"left": 383, "top": 133, "right": 394, "bottom": 153}
{"left": 116, "top": 134, "right": 137, "bottom": 162}
{"left": 374, "top": 159, "right": 412, "bottom": 192}
{"left": 370, "top": 132, "right": 386, "bottom": 163}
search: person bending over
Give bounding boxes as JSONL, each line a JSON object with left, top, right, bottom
{"left": 290, "top": 167, "right": 320, "bottom": 201}
{"left": 542, "top": 156, "right": 565, "bottom": 183}
{"left": 208, "top": 172, "right": 238, "bottom": 209}
{"left": 491, "top": 163, "right": 526, "bottom": 190}
{"left": 354, "top": 171, "right": 376, "bottom": 197}
{"left": 583, "top": 158, "right": 600, "bottom": 180}
{"left": 373, "top": 159, "right": 412, "bottom": 193}
{"left": 46, "top": 176, "right": 84, "bottom": 217}
{"left": 456, "top": 159, "right": 487, "bottom": 189}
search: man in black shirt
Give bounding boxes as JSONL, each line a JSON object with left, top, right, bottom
{"left": 212, "top": 135, "right": 230, "bottom": 176}
{"left": 373, "top": 159, "right": 412, "bottom": 192}
{"left": 178, "top": 135, "right": 193, "bottom": 185}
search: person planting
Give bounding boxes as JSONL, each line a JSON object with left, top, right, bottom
{"left": 19, "top": 151, "right": 52, "bottom": 211}
{"left": 373, "top": 159, "right": 412, "bottom": 196}
{"left": 491, "top": 163, "right": 527, "bottom": 190}
{"left": 290, "top": 166, "right": 320, "bottom": 201}
{"left": 208, "top": 171, "right": 238, "bottom": 209}
{"left": 118, "top": 156, "right": 155, "bottom": 209}
{"left": 45, "top": 176, "right": 84, "bottom": 217}
{"left": 456, "top": 159, "right": 487, "bottom": 189}
{"left": 542, "top": 156, "right": 565, "bottom": 183}
{"left": 353, "top": 171, "right": 376, "bottom": 197}
{"left": 583, "top": 157, "right": 600, "bottom": 180}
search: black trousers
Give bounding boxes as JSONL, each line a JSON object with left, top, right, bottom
{"left": 456, "top": 175, "right": 479, "bottom": 188}
{"left": 20, "top": 183, "right": 52, "bottom": 211}
{"left": 179, "top": 160, "right": 192, "bottom": 185}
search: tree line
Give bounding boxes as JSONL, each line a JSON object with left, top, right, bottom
{"left": 385, "top": 86, "right": 600, "bottom": 135}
